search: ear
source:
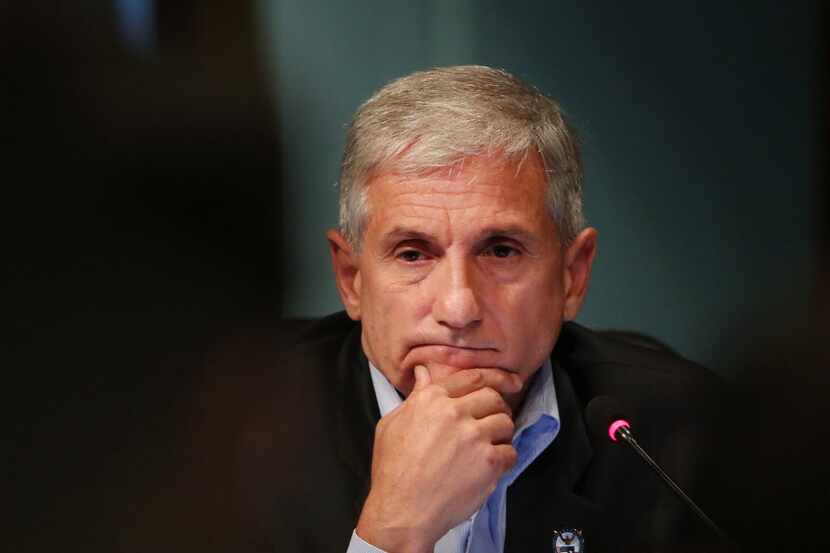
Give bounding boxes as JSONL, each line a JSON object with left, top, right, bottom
{"left": 562, "top": 227, "right": 598, "bottom": 321}
{"left": 326, "top": 229, "right": 362, "bottom": 320}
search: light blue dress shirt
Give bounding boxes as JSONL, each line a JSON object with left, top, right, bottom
{"left": 348, "top": 360, "right": 560, "bottom": 553}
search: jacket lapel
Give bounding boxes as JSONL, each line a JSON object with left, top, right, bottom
{"left": 332, "top": 322, "right": 380, "bottom": 521}
{"left": 504, "top": 360, "right": 603, "bottom": 552}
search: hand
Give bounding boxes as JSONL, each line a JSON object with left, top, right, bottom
{"left": 355, "top": 365, "right": 521, "bottom": 553}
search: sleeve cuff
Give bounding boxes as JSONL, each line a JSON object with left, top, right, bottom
{"left": 347, "top": 529, "right": 388, "bottom": 553}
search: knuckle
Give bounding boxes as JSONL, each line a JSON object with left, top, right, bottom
{"left": 484, "top": 447, "right": 501, "bottom": 468}
{"left": 468, "top": 420, "right": 489, "bottom": 445}
{"left": 460, "top": 419, "right": 478, "bottom": 440}
{"left": 445, "top": 401, "right": 463, "bottom": 421}
{"left": 482, "top": 386, "right": 500, "bottom": 402}
{"left": 490, "top": 412, "right": 512, "bottom": 431}
{"left": 420, "top": 384, "right": 443, "bottom": 402}
{"left": 504, "top": 448, "right": 518, "bottom": 469}
{"left": 483, "top": 445, "right": 517, "bottom": 472}
{"left": 489, "top": 370, "right": 508, "bottom": 386}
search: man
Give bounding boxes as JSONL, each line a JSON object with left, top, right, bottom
{"left": 237, "top": 66, "right": 732, "bottom": 552}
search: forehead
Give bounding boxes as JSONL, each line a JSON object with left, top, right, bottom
{"left": 364, "top": 154, "right": 553, "bottom": 240}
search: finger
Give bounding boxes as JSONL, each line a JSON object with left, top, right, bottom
{"left": 412, "top": 364, "right": 431, "bottom": 392}
{"left": 487, "top": 443, "right": 519, "bottom": 473}
{"left": 456, "top": 386, "right": 512, "bottom": 419}
{"left": 476, "top": 412, "right": 515, "bottom": 445}
{"left": 434, "top": 367, "right": 522, "bottom": 398}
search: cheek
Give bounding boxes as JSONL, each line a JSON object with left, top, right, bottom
{"left": 360, "top": 271, "right": 427, "bottom": 362}
{"left": 369, "top": 269, "right": 434, "bottom": 324}
{"left": 501, "top": 270, "right": 563, "bottom": 320}
{"left": 497, "top": 275, "right": 564, "bottom": 360}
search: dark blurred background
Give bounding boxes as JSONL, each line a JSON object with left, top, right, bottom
{"left": 3, "top": 1, "right": 827, "bottom": 551}
{"left": 3, "top": 2, "right": 283, "bottom": 551}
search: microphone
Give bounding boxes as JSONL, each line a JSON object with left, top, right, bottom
{"left": 585, "top": 396, "right": 728, "bottom": 541}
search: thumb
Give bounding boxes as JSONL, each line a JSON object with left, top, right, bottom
{"left": 413, "top": 364, "right": 431, "bottom": 392}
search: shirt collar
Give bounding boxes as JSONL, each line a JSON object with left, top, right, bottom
{"left": 368, "top": 361, "right": 403, "bottom": 417}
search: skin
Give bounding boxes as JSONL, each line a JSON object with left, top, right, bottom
{"left": 328, "top": 152, "right": 597, "bottom": 552}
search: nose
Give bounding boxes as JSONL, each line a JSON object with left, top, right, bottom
{"left": 431, "top": 256, "right": 482, "bottom": 330}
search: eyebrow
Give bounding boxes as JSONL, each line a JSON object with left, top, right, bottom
{"left": 379, "top": 224, "right": 539, "bottom": 246}
{"left": 477, "top": 225, "right": 537, "bottom": 242}
{"left": 379, "top": 227, "right": 436, "bottom": 244}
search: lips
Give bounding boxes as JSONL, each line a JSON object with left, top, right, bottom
{"left": 409, "top": 338, "right": 498, "bottom": 351}
{"left": 405, "top": 344, "right": 501, "bottom": 370}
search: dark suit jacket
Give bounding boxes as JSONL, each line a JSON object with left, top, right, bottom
{"left": 231, "top": 312, "right": 737, "bottom": 553}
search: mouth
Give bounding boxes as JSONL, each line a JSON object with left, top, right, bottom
{"left": 404, "top": 343, "right": 502, "bottom": 371}
{"left": 410, "top": 340, "right": 499, "bottom": 351}
{"left": 410, "top": 343, "right": 500, "bottom": 356}
{"left": 420, "top": 345, "right": 496, "bottom": 351}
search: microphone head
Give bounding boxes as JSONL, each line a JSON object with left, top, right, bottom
{"left": 585, "top": 395, "right": 632, "bottom": 443}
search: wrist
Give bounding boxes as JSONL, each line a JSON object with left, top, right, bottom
{"left": 356, "top": 495, "right": 435, "bottom": 553}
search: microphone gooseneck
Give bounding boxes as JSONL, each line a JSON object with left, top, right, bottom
{"left": 585, "top": 396, "right": 728, "bottom": 542}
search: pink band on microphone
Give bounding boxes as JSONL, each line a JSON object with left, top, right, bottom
{"left": 608, "top": 419, "right": 630, "bottom": 442}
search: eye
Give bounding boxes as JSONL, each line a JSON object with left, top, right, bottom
{"left": 483, "top": 243, "right": 520, "bottom": 258}
{"left": 397, "top": 249, "right": 425, "bottom": 262}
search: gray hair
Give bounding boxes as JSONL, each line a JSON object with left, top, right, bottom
{"left": 338, "top": 65, "right": 584, "bottom": 249}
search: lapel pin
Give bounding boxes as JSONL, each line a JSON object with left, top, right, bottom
{"left": 552, "top": 528, "right": 584, "bottom": 553}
